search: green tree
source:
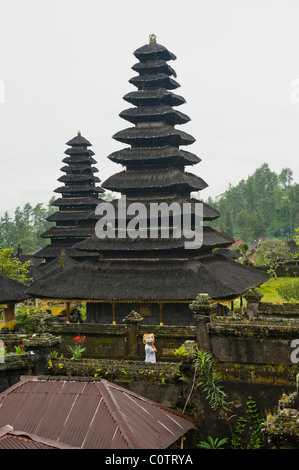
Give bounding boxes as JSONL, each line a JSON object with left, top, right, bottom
{"left": 208, "top": 164, "right": 299, "bottom": 241}
{"left": 0, "top": 198, "right": 56, "bottom": 254}
{"left": 277, "top": 280, "right": 299, "bottom": 302}
{"left": 254, "top": 238, "right": 292, "bottom": 278}
{"left": 0, "top": 248, "right": 32, "bottom": 284}
{"left": 191, "top": 350, "right": 264, "bottom": 449}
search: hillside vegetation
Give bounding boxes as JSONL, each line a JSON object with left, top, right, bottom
{"left": 205, "top": 163, "right": 299, "bottom": 242}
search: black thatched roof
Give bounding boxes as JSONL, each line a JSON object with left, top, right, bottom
{"left": 102, "top": 168, "right": 208, "bottom": 194}
{"left": 37, "top": 256, "right": 79, "bottom": 280}
{"left": 132, "top": 59, "right": 176, "bottom": 76}
{"left": 90, "top": 196, "right": 220, "bottom": 221}
{"left": 62, "top": 154, "right": 97, "bottom": 164}
{"left": 47, "top": 210, "right": 96, "bottom": 223}
{"left": 34, "top": 244, "right": 98, "bottom": 260}
{"left": 133, "top": 42, "right": 176, "bottom": 62}
{"left": 27, "top": 253, "right": 269, "bottom": 302}
{"left": 66, "top": 133, "right": 92, "bottom": 147}
{"left": 129, "top": 73, "right": 180, "bottom": 90}
{"left": 64, "top": 148, "right": 95, "bottom": 156}
{"left": 119, "top": 106, "right": 190, "bottom": 125}
{"left": 123, "top": 88, "right": 185, "bottom": 107}
{"left": 51, "top": 197, "right": 100, "bottom": 208}
{"left": 40, "top": 226, "right": 95, "bottom": 239}
{"left": 60, "top": 165, "right": 99, "bottom": 173}
{"left": 54, "top": 184, "right": 103, "bottom": 195}
{"left": 57, "top": 174, "right": 101, "bottom": 184}
{"left": 73, "top": 226, "right": 233, "bottom": 254}
{"left": 113, "top": 125, "right": 196, "bottom": 147}
{"left": 0, "top": 276, "right": 28, "bottom": 304}
{"left": 37, "top": 132, "right": 103, "bottom": 262}
{"left": 108, "top": 147, "right": 200, "bottom": 166}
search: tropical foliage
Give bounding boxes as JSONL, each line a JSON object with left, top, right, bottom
{"left": 0, "top": 247, "right": 32, "bottom": 284}
{"left": 0, "top": 198, "right": 55, "bottom": 254}
{"left": 204, "top": 164, "right": 299, "bottom": 241}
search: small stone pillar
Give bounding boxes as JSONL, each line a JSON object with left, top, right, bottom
{"left": 189, "top": 294, "right": 215, "bottom": 352}
{"left": 243, "top": 288, "right": 263, "bottom": 320}
{"left": 123, "top": 310, "right": 144, "bottom": 359}
{"left": 3, "top": 304, "right": 15, "bottom": 323}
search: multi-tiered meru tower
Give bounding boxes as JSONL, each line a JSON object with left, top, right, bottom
{"left": 29, "top": 38, "right": 269, "bottom": 325}
{"left": 35, "top": 132, "right": 103, "bottom": 264}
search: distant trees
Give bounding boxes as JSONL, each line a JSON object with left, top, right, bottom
{"left": 0, "top": 198, "right": 55, "bottom": 254}
{"left": 0, "top": 192, "right": 114, "bottom": 255}
{"left": 207, "top": 164, "right": 299, "bottom": 242}
{"left": 254, "top": 238, "right": 292, "bottom": 278}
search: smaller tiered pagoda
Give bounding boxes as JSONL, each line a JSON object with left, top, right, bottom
{"left": 35, "top": 132, "right": 103, "bottom": 264}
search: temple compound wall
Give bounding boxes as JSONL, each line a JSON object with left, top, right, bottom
{"left": 47, "top": 292, "right": 299, "bottom": 369}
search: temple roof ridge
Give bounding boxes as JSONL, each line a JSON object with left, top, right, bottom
{"left": 66, "top": 131, "right": 92, "bottom": 147}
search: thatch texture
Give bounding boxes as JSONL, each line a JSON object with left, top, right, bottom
{"left": 27, "top": 253, "right": 269, "bottom": 302}
{"left": 113, "top": 125, "right": 195, "bottom": 147}
{"left": 52, "top": 197, "right": 100, "bottom": 208}
{"left": 133, "top": 42, "right": 176, "bottom": 62}
{"left": 37, "top": 132, "right": 102, "bottom": 262}
{"left": 60, "top": 165, "right": 99, "bottom": 173}
{"left": 73, "top": 226, "right": 232, "bottom": 253}
{"left": 40, "top": 226, "right": 95, "bottom": 239}
{"left": 123, "top": 88, "right": 185, "bottom": 107}
{"left": 66, "top": 134, "right": 92, "bottom": 147}
{"left": 129, "top": 73, "right": 180, "bottom": 90}
{"left": 0, "top": 276, "right": 28, "bottom": 304}
{"left": 103, "top": 167, "right": 207, "bottom": 194}
{"left": 37, "top": 256, "right": 79, "bottom": 280}
{"left": 58, "top": 174, "right": 100, "bottom": 184}
{"left": 108, "top": 146, "right": 200, "bottom": 166}
{"left": 132, "top": 59, "right": 176, "bottom": 76}
{"left": 91, "top": 196, "right": 220, "bottom": 221}
{"left": 120, "top": 106, "right": 190, "bottom": 125}
{"left": 47, "top": 210, "right": 96, "bottom": 222}
{"left": 54, "top": 184, "right": 103, "bottom": 194}
{"left": 34, "top": 244, "right": 98, "bottom": 260}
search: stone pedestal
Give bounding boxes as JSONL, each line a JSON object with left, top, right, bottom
{"left": 123, "top": 311, "right": 144, "bottom": 359}
{"left": 189, "top": 294, "right": 215, "bottom": 352}
{"left": 243, "top": 288, "right": 263, "bottom": 320}
{"left": 3, "top": 304, "right": 15, "bottom": 323}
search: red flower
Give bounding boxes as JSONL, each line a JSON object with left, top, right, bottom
{"left": 73, "top": 336, "right": 80, "bottom": 342}
{"left": 20, "top": 344, "right": 24, "bottom": 348}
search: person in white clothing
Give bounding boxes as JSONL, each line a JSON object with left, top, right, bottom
{"left": 145, "top": 337, "right": 157, "bottom": 363}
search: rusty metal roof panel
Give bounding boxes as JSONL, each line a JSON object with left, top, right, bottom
{"left": 0, "top": 377, "right": 194, "bottom": 449}
{"left": 0, "top": 434, "right": 54, "bottom": 449}
{"left": 0, "top": 425, "right": 78, "bottom": 449}
{"left": 110, "top": 385, "right": 188, "bottom": 448}
{"left": 58, "top": 393, "right": 101, "bottom": 448}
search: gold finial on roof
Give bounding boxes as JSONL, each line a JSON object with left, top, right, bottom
{"left": 149, "top": 34, "right": 157, "bottom": 44}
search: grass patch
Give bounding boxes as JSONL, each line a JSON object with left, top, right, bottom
{"left": 258, "top": 277, "right": 299, "bottom": 304}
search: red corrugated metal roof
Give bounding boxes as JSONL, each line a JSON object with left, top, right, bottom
{"left": 0, "top": 377, "right": 194, "bottom": 449}
{"left": 0, "top": 425, "right": 76, "bottom": 449}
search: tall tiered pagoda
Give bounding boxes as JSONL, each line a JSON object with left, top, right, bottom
{"left": 35, "top": 132, "right": 104, "bottom": 264}
{"left": 28, "top": 38, "right": 269, "bottom": 325}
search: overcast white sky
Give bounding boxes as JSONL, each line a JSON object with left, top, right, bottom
{"left": 0, "top": 0, "right": 299, "bottom": 217}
